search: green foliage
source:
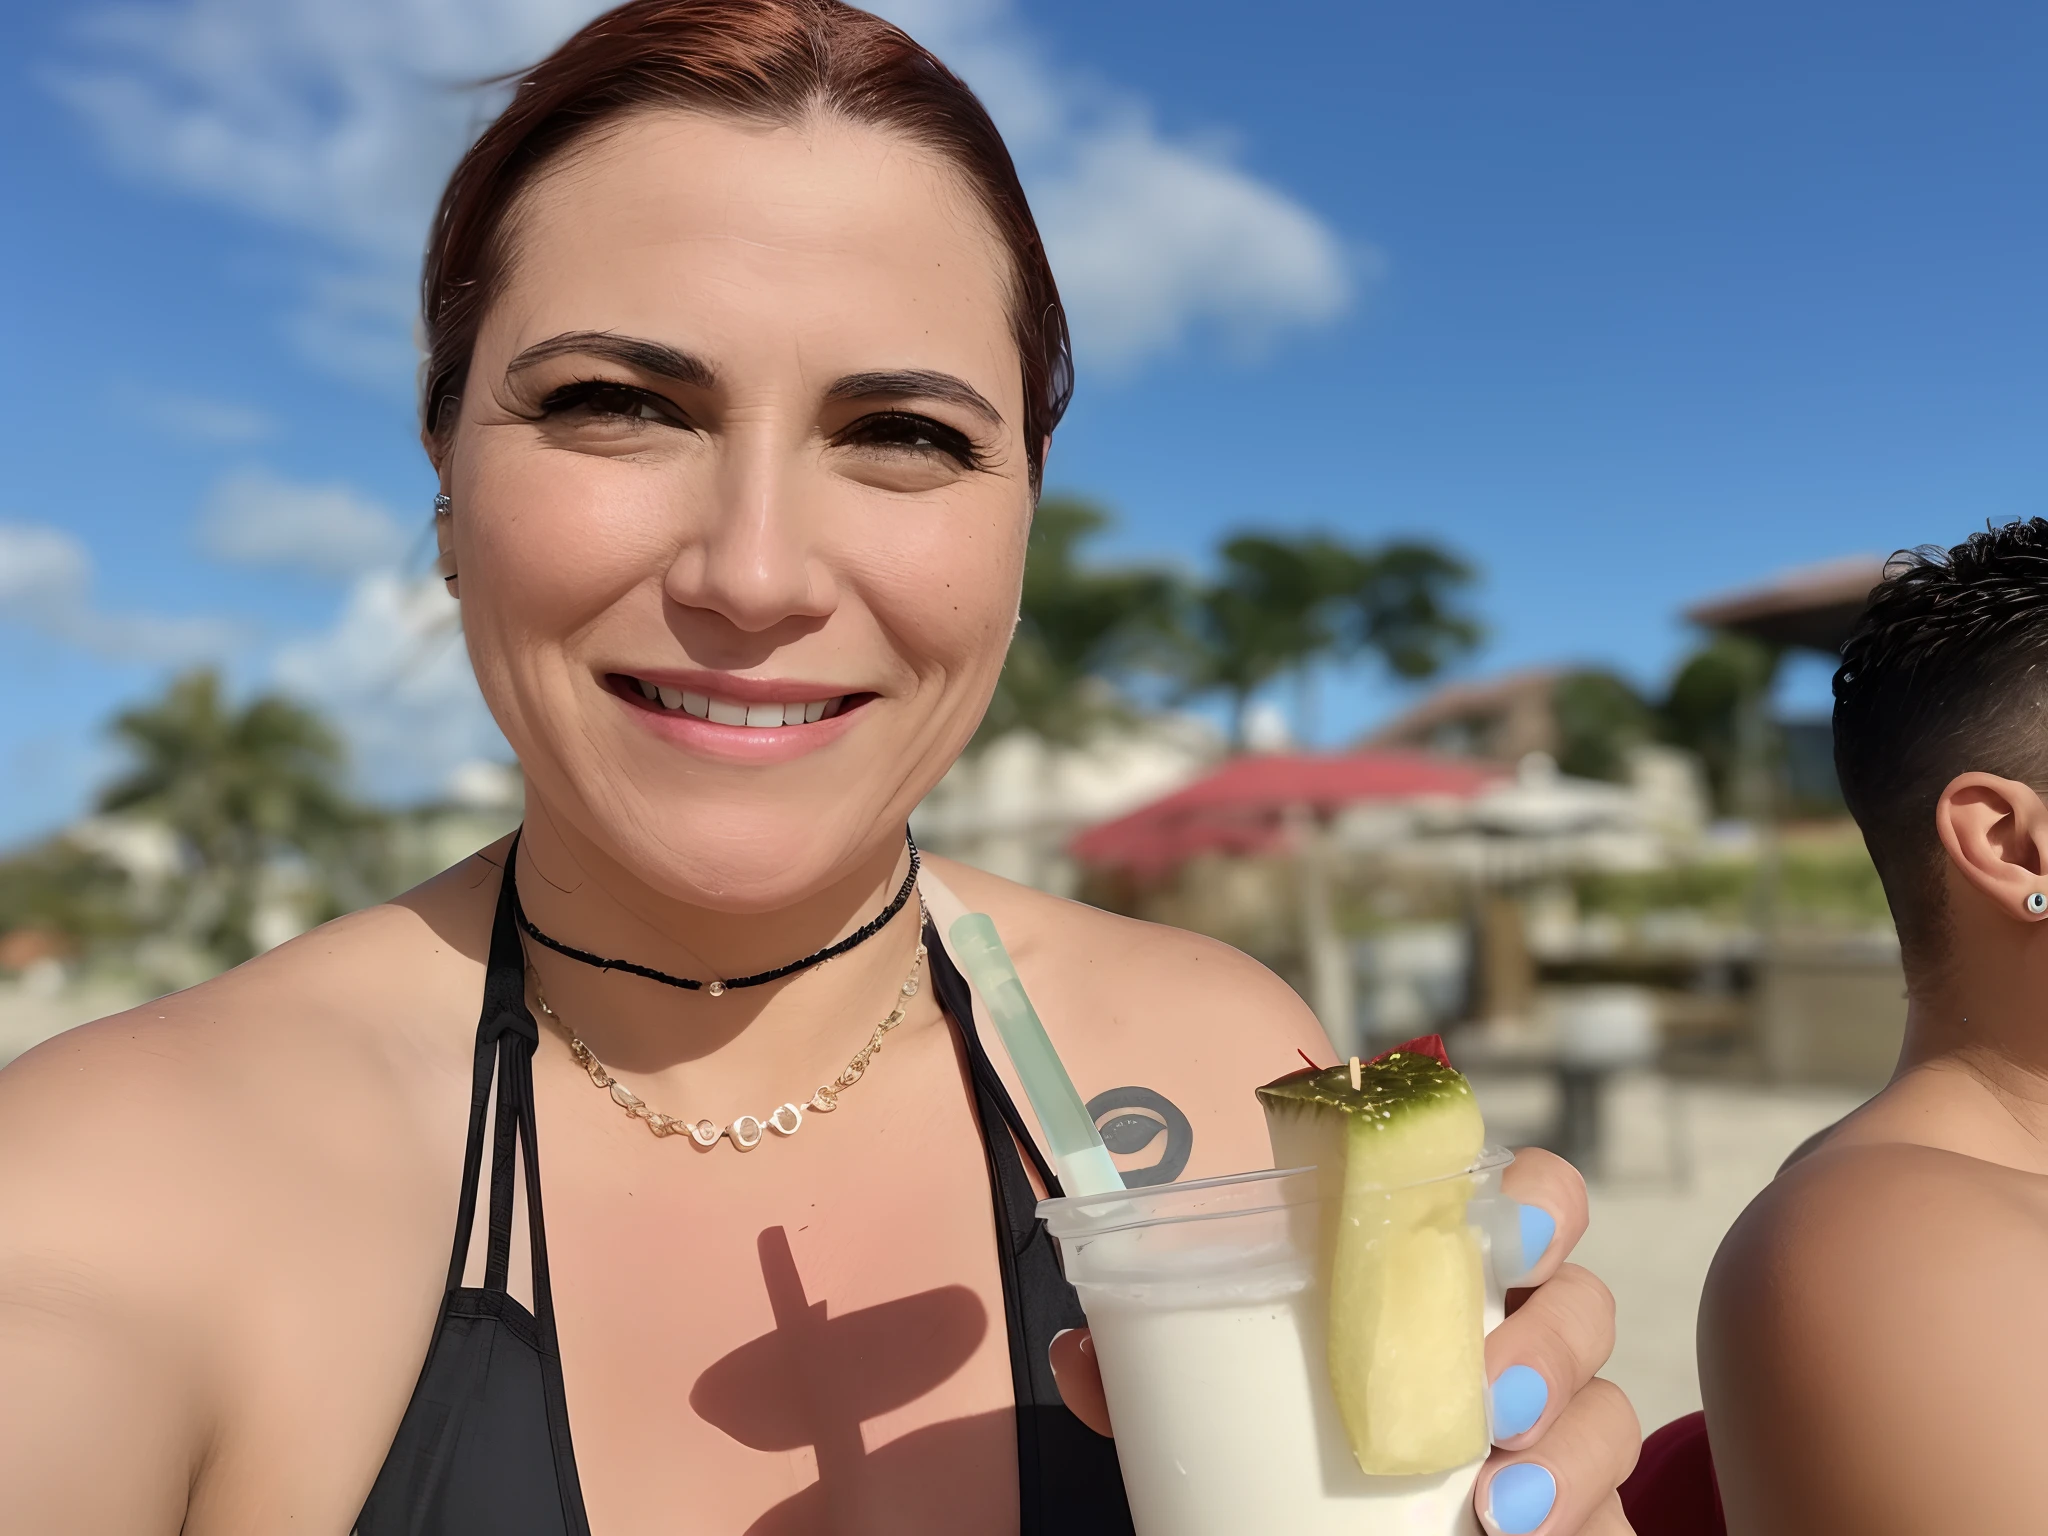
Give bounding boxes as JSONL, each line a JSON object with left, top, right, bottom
{"left": 95, "top": 669, "right": 380, "bottom": 961}
{"left": 1576, "top": 835, "right": 1891, "bottom": 927}
{"left": 979, "top": 497, "right": 1180, "bottom": 746}
{"left": 0, "top": 838, "right": 140, "bottom": 952}
{"left": 1176, "top": 532, "right": 1483, "bottom": 744}
{"left": 1552, "top": 670, "right": 1656, "bottom": 783}
{"left": 1659, "top": 634, "right": 1781, "bottom": 813}
{"left": 980, "top": 501, "right": 1484, "bottom": 753}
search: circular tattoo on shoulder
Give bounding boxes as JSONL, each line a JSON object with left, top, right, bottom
{"left": 1085, "top": 1085, "right": 1194, "bottom": 1187}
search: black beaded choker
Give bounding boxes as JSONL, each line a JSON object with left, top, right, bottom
{"left": 513, "top": 830, "right": 921, "bottom": 997}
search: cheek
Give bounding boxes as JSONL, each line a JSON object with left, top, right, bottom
{"left": 842, "top": 498, "right": 1027, "bottom": 694}
{"left": 460, "top": 454, "right": 676, "bottom": 650}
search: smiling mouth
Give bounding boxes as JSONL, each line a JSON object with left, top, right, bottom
{"left": 608, "top": 674, "right": 871, "bottom": 727}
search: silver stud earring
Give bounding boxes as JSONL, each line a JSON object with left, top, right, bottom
{"left": 433, "top": 492, "right": 456, "bottom": 586}
{"left": 2028, "top": 892, "right": 2046, "bottom": 916}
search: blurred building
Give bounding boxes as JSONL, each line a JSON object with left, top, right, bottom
{"left": 912, "top": 716, "right": 1222, "bottom": 897}
{"left": 1364, "top": 669, "right": 1564, "bottom": 765}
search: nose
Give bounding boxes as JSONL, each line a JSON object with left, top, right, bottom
{"left": 663, "top": 430, "right": 836, "bottom": 635}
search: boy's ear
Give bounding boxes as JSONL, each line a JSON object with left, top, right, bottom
{"left": 1935, "top": 773, "right": 2048, "bottom": 921}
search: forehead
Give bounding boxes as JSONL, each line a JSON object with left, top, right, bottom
{"left": 486, "top": 110, "right": 1020, "bottom": 394}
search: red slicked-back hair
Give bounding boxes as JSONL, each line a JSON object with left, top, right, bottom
{"left": 421, "top": 0, "right": 1072, "bottom": 487}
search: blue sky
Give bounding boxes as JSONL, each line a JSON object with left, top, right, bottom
{"left": 1, "top": 0, "right": 2042, "bottom": 846}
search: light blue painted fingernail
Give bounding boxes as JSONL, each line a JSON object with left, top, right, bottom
{"left": 1490, "top": 1363, "right": 1548, "bottom": 1441}
{"left": 1517, "top": 1202, "right": 1556, "bottom": 1273}
{"left": 1488, "top": 1461, "right": 1556, "bottom": 1534}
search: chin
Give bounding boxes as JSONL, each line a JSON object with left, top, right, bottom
{"left": 565, "top": 779, "right": 916, "bottom": 913}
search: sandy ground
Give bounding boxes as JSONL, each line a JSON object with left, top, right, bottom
{"left": 1470, "top": 1071, "right": 1867, "bottom": 1436}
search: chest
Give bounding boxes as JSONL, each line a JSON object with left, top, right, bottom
{"left": 530, "top": 1015, "right": 1026, "bottom": 1535}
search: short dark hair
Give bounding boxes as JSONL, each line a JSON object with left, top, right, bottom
{"left": 1834, "top": 517, "right": 2048, "bottom": 970}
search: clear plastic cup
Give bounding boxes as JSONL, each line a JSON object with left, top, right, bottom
{"left": 1039, "top": 1149, "right": 1518, "bottom": 1536}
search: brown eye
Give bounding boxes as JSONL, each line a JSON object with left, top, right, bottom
{"left": 541, "top": 380, "right": 687, "bottom": 427}
{"left": 836, "top": 411, "right": 983, "bottom": 470}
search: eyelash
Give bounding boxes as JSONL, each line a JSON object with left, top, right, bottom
{"left": 537, "top": 379, "right": 684, "bottom": 426}
{"left": 833, "top": 411, "right": 987, "bottom": 471}
{"left": 532, "top": 382, "right": 987, "bottom": 471}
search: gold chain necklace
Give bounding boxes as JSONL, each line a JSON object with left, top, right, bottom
{"left": 530, "top": 895, "right": 929, "bottom": 1151}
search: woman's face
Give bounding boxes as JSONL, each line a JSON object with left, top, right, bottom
{"left": 441, "top": 111, "right": 1032, "bottom": 909}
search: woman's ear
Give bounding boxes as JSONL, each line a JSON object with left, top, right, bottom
{"left": 1935, "top": 773, "right": 2048, "bottom": 921}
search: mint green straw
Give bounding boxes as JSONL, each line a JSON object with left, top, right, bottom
{"left": 948, "top": 913, "right": 1126, "bottom": 1197}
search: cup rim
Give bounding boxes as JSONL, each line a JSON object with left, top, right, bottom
{"left": 1038, "top": 1144, "right": 1515, "bottom": 1238}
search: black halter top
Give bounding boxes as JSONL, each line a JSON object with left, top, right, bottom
{"left": 353, "top": 856, "right": 1133, "bottom": 1535}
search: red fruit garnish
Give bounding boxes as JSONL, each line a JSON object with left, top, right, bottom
{"left": 1369, "top": 1034, "right": 1453, "bottom": 1070}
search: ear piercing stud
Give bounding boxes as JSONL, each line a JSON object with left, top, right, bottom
{"left": 2028, "top": 892, "right": 2046, "bottom": 916}
{"left": 433, "top": 492, "right": 457, "bottom": 586}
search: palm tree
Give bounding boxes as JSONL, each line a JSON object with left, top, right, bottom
{"left": 978, "top": 498, "right": 1180, "bottom": 747}
{"left": 1178, "top": 534, "right": 1483, "bottom": 746}
{"left": 98, "top": 669, "right": 373, "bottom": 960}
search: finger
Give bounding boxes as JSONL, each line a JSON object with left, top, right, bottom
{"left": 1484, "top": 1263, "right": 1616, "bottom": 1448}
{"left": 1476, "top": 1377, "right": 1640, "bottom": 1536}
{"left": 1499, "top": 1147, "right": 1588, "bottom": 1288}
{"left": 1048, "top": 1328, "right": 1113, "bottom": 1437}
{"left": 1581, "top": 1494, "right": 1637, "bottom": 1535}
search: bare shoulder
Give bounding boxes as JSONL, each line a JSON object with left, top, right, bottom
{"left": 1702, "top": 1140, "right": 2048, "bottom": 1533}
{"left": 0, "top": 847, "right": 505, "bottom": 1302}
{"left": 0, "top": 849, "right": 504, "bottom": 1525}
{"left": 927, "top": 858, "right": 1323, "bottom": 1177}
{"left": 930, "top": 856, "right": 1325, "bottom": 1050}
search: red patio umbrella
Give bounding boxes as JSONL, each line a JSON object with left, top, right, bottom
{"left": 1070, "top": 749, "right": 1502, "bottom": 881}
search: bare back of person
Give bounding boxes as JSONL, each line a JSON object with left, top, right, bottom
{"left": 1701, "top": 524, "right": 2048, "bottom": 1534}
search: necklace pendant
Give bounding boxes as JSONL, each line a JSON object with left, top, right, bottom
{"left": 729, "top": 1114, "right": 766, "bottom": 1150}
{"left": 769, "top": 1102, "right": 804, "bottom": 1136}
{"left": 688, "top": 1119, "right": 722, "bottom": 1147}
{"left": 808, "top": 1087, "right": 839, "bottom": 1113}
{"left": 706, "top": 980, "right": 726, "bottom": 998}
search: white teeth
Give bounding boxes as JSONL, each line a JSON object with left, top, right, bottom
{"left": 632, "top": 676, "right": 847, "bottom": 726}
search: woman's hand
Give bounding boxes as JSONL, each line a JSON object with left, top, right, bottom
{"left": 1476, "top": 1148, "right": 1639, "bottom": 1534}
{"left": 1049, "top": 1147, "right": 1640, "bottom": 1536}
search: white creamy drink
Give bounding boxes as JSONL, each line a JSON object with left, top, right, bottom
{"left": 1085, "top": 1261, "right": 1502, "bottom": 1534}
{"left": 1040, "top": 1154, "right": 1516, "bottom": 1536}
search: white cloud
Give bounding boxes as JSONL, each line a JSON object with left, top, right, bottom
{"left": 0, "top": 522, "right": 240, "bottom": 661}
{"left": 57, "top": 0, "right": 1355, "bottom": 382}
{"left": 870, "top": 0, "right": 1354, "bottom": 368}
{"left": 1031, "top": 125, "right": 1354, "bottom": 367}
{"left": 131, "top": 388, "right": 275, "bottom": 443}
{"left": 199, "top": 467, "right": 413, "bottom": 578}
{"left": 270, "top": 571, "right": 508, "bottom": 802}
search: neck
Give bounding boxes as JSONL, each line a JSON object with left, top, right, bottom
{"left": 1897, "top": 926, "right": 2048, "bottom": 1150}
{"left": 509, "top": 793, "right": 926, "bottom": 1089}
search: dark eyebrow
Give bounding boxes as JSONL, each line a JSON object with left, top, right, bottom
{"left": 505, "top": 330, "right": 717, "bottom": 390}
{"left": 826, "top": 370, "right": 1003, "bottom": 427}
